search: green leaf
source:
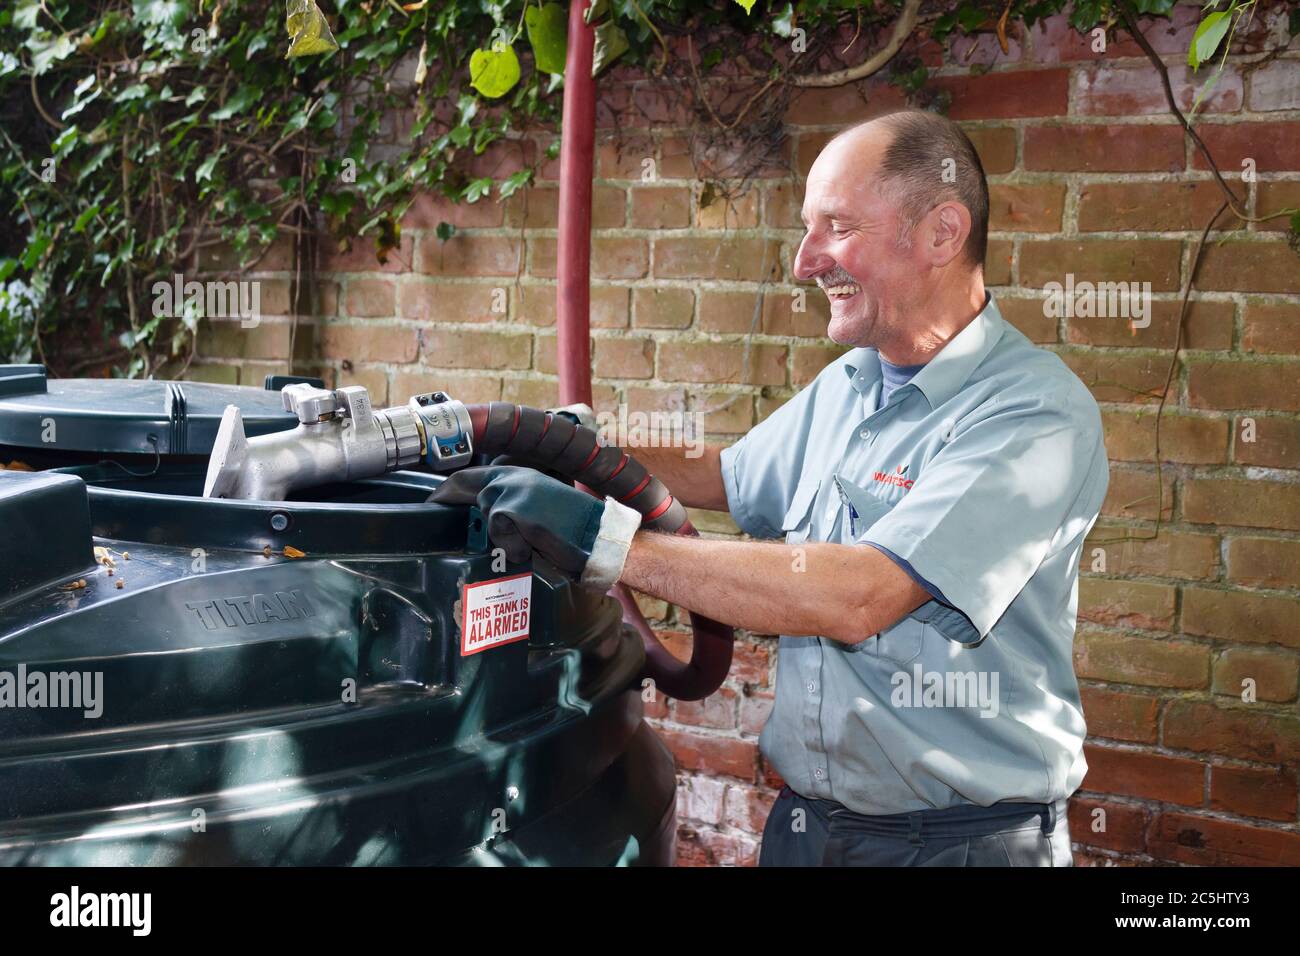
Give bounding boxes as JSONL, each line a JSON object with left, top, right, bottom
{"left": 498, "top": 169, "right": 532, "bottom": 199}
{"left": 21, "top": 233, "right": 51, "bottom": 271}
{"left": 195, "top": 152, "right": 219, "bottom": 183}
{"left": 469, "top": 45, "right": 521, "bottom": 98}
{"left": 1188, "top": 10, "right": 1231, "bottom": 71}
{"left": 462, "top": 177, "right": 493, "bottom": 202}
{"left": 733, "top": 0, "right": 757, "bottom": 13}
{"left": 771, "top": 4, "right": 795, "bottom": 38}
{"left": 285, "top": 0, "right": 339, "bottom": 59}
{"left": 72, "top": 205, "right": 100, "bottom": 233}
{"left": 591, "top": 21, "right": 628, "bottom": 77}
{"left": 0, "top": 259, "right": 18, "bottom": 283}
{"left": 584, "top": 0, "right": 608, "bottom": 25}
{"left": 435, "top": 221, "right": 455, "bottom": 242}
{"left": 525, "top": 3, "right": 568, "bottom": 75}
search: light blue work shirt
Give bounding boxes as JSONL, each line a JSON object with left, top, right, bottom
{"left": 720, "top": 294, "right": 1109, "bottom": 815}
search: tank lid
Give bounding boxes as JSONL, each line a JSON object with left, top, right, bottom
{"left": 0, "top": 365, "right": 298, "bottom": 455}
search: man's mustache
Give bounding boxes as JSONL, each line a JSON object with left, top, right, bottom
{"left": 816, "top": 267, "right": 858, "bottom": 289}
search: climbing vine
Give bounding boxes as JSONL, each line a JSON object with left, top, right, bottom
{"left": 0, "top": 0, "right": 1295, "bottom": 376}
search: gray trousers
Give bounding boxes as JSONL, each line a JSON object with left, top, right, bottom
{"left": 759, "top": 786, "right": 1073, "bottom": 867}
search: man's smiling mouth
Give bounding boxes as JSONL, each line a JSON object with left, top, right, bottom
{"left": 822, "top": 282, "right": 861, "bottom": 300}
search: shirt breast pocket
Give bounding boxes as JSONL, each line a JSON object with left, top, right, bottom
{"left": 780, "top": 477, "right": 820, "bottom": 545}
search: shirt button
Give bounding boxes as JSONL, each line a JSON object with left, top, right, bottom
{"left": 859, "top": 428, "right": 871, "bottom": 440}
{"left": 807, "top": 681, "right": 817, "bottom": 694}
{"left": 814, "top": 768, "right": 824, "bottom": 780}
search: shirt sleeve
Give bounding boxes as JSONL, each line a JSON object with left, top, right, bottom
{"left": 861, "top": 384, "right": 1107, "bottom": 638}
{"left": 719, "top": 372, "right": 825, "bottom": 539}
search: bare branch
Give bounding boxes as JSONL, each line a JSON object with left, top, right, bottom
{"left": 790, "top": 0, "right": 921, "bottom": 88}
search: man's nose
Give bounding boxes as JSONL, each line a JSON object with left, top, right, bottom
{"left": 793, "top": 233, "right": 831, "bottom": 282}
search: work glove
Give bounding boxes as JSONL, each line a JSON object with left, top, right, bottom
{"left": 428, "top": 465, "right": 642, "bottom": 590}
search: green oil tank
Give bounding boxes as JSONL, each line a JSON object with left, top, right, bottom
{"left": 0, "top": 365, "right": 676, "bottom": 865}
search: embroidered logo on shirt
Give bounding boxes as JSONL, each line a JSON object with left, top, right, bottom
{"left": 872, "top": 464, "right": 915, "bottom": 490}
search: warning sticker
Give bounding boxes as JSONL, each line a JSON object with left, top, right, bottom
{"left": 461, "top": 572, "right": 532, "bottom": 656}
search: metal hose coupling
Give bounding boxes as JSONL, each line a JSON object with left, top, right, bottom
{"left": 203, "top": 384, "right": 473, "bottom": 500}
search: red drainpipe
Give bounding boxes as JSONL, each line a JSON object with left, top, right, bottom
{"left": 552, "top": 0, "right": 734, "bottom": 702}
{"left": 555, "top": 0, "right": 596, "bottom": 408}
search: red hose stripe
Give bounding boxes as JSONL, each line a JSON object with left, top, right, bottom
{"left": 580, "top": 444, "right": 601, "bottom": 471}
{"left": 617, "top": 474, "right": 652, "bottom": 503}
{"left": 509, "top": 405, "right": 521, "bottom": 442}
{"left": 607, "top": 453, "right": 629, "bottom": 481}
{"left": 642, "top": 494, "right": 674, "bottom": 523}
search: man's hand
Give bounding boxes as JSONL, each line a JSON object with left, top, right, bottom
{"left": 428, "top": 466, "right": 642, "bottom": 590}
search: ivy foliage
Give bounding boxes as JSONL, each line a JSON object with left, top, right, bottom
{"left": 0, "top": 0, "right": 1287, "bottom": 375}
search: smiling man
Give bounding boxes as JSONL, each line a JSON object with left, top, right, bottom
{"left": 437, "top": 109, "right": 1109, "bottom": 867}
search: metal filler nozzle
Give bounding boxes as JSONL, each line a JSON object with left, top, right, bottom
{"left": 202, "top": 384, "right": 473, "bottom": 500}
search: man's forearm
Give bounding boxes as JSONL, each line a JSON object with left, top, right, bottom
{"left": 619, "top": 530, "right": 929, "bottom": 644}
{"left": 628, "top": 443, "right": 729, "bottom": 512}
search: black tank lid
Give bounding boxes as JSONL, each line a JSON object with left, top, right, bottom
{"left": 0, "top": 365, "right": 299, "bottom": 455}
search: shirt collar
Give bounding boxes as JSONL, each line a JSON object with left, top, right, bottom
{"left": 842, "top": 293, "right": 1006, "bottom": 409}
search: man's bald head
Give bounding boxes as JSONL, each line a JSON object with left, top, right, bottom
{"left": 827, "top": 110, "right": 989, "bottom": 269}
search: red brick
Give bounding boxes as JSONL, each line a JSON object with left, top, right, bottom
{"left": 963, "top": 125, "right": 1017, "bottom": 174}
{"left": 1024, "top": 124, "right": 1185, "bottom": 173}
{"left": 593, "top": 337, "right": 655, "bottom": 379}
{"left": 397, "top": 281, "right": 505, "bottom": 323}
{"left": 988, "top": 183, "right": 1064, "bottom": 232}
{"left": 658, "top": 342, "right": 786, "bottom": 386}
{"left": 722, "top": 784, "right": 777, "bottom": 834}
{"left": 738, "top": 688, "right": 773, "bottom": 735}
{"left": 1196, "top": 239, "right": 1300, "bottom": 295}
{"left": 1213, "top": 646, "right": 1299, "bottom": 704}
{"left": 1077, "top": 181, "right": 1228, "bottom": 233}
{"left": 1067, "top": 798, "right": 1149, "bottom": 855}
{"left": 1074, "top": 629, "right": 1209, "bottom": 689}
{"left": 1061, "top": 351, "right": 1169, "bottom": 404}
{"left": 783, "top": 80, "right": 907, "bottom": 126}
{"left": 1148, "top": 811, "right": 1300, "bottom": 866}
{"left": 1021, "top": 240, "right": 1182, "bottom": 291}
{"left": 1081, "top": 744, "right": 1205, "bottom": 807}
{"left": 1082, "top": 528, "right": 1220, "bottom": 581}
{"left": 1100, "top": 409, "right": 1228, "bottom": 465}
{"left": 344, "top": 278, "right": 396, "bottom": 318}
{"left": 1078, "top": 578, "right": 1176, "bottom": 630}
{"left": 1242, "top": 301, "right": 1300, "bottom": 355}
{"left": 1181, "top": 587, "right": 1300, "bottom": 650}
{"left": 418, "top": 234, "right": 520, "bottom": 277}
{"left": 1163, "top": 700, "right": 1300, "bottom": 764}
{"left": 1067, "top": 300, "right": 1233, "bottom": 351}
{"left": 654, "top": 238, "right": 782, "bottom": 282}
{"left": 420, "top": 329, "right": 530, "bottom": 370}
{"left": 1188, "top": 359, "right": 1300, "bottom": 412}
{"left": 392, "top": 370, "right": 500, "bottom": 405}
{"left": 657, "top": 728, "right": 759, "bottom": 782}
{"left": 997, "top": 297, "right": 1057, "bottom": 343}
{"left": 322, "top": 235, "right": 414, "bottom": 274}
{"left": 671, "top": 687, "right": 738, "bottom": 731}
{"left": 1191, "top": 122, "right": 1300, "bottom": 174}
{"left": 403, "top": 191, "right": 504, "bottom": 229}
{"left": 1183, "top": 478, "right": 1300, "bottom": 531}
{"left": 1074, "top": 64, "right": 1242, "bottom": 116}
{"left": 633, "top": 287, "right": 694, "bottom": 329}
{"left": 932, "top": 69, "right": 1070, "bottom": 119}
{"left": 1079, "top": 686, "right": 1159, "bottom": 744}
{"left": 319, "top": 323, "right": 418, "bottom": 364}
{"left": 1210, "top": 765, "right": 1298, "bottom": 822}
{"left": 1226, "top": 536, "right": 1300, "bottom": 589}
{"left": 1248, "top": 59, "right": 1300, "bottom": 112}
{"left": 630, "top": 187, "right": 692, "bottom": 229}
{"left": 1234, "top": 414, "right": 1300, "bottom": 470}
{"left": 1101, "top": 468, "right": 1174, "bottom": 522}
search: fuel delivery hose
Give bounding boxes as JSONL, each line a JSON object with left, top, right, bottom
{"left": 464, "top": 401, "right": 734, "bottom": 702}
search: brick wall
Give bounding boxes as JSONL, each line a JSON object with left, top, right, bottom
{"left": 190, "top": 5, "right": 1300, "bottom": 866}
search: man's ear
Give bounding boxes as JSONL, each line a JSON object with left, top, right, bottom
{"left": 925, "top": 201, "right": 972, "bottom": 268}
